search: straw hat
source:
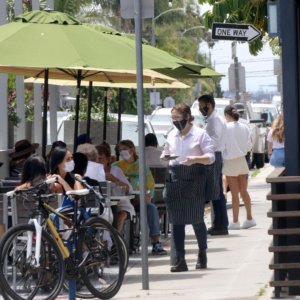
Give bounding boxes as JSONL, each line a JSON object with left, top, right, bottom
{"left": 9, "top": 139, "right": 39, "bottom": 159}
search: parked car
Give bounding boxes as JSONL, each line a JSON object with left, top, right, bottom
{"left": 250, "top": 103, "right": 279, "bottom": 126}
{"left": 234, "top": 102, "right": 269, "bottom": 168}
{"left": 110, "top": 114, "right": 155, "bottom": 147}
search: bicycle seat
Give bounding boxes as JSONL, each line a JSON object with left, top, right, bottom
{"left": 66, "top": 189, "right": 89, "bottom": 197}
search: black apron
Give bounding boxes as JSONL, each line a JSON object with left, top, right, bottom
{"left": 163, "top": 163, "right": 207, "bottom": 225}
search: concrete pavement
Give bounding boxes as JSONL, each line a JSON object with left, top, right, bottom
{"left": 110, "top": 164, "right": 275, "bottom": 300}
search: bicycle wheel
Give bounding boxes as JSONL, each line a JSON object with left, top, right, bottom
{"left": 76, "top": 217, "right": 125, "bottom": 299}
{"left": 0, "top": 224, "right": 65, "bottom": 300}
{"left": 116, "top": 230, "right": 129, "bottom": 273}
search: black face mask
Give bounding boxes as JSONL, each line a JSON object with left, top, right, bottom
{"left": 200, "top": 105, "right": 209, "bottom": 117}
{"left": 173, "top": 119, "right": 187, "bottom": 131}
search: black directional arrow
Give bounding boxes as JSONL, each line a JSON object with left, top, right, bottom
{"left": 212, "top": 22, "right": 261, "bottom": 42}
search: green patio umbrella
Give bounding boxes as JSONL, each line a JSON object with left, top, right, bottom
{"left": 0, "top": 11, "right": 203, "bottom": 74}
{"left": 0, "top": 10, "right": 192, "bottom": 155}
{"left": 154, "top": 65, "right": 225, "bottom": 79}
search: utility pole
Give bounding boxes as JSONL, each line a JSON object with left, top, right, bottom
{"left": 232, "top": 41, "right": 240, "bottom": 102}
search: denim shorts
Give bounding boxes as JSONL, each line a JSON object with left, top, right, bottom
{"left": 270, "top": 148, "right": 285, "bottom": 167}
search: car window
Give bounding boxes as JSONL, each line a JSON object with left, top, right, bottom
{"left": 121, "top": 121, "right": 151, "bottom": 146}
{"left": 150, "top": 114, "right": 171, "bottom": 122}
{"left": 215, "top": 104, "right": 227, "bottom": 116}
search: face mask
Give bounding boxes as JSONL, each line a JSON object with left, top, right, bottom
{"left": 173, "top": 119, "right": 187, "bottom": 131}
{"left": 120, "top": 150, "right": 131, "bottom": 161}
{"left": 200, "top": 105, "right": 209, "bottom": 117}
{"left": 64, "top": 160, "right": 74, "bottom": 172}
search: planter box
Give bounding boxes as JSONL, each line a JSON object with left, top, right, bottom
{"left": 63, "top": 120, "right": 119, "bottom": 146}
{"left": 8, "top": 121, "right": 33, "bottom": 148}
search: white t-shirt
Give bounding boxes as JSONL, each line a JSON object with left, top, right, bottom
{"left": 84, "top": 161, "right": 105, "bottom": 182}
{"left": 223, "top": 121, "right": 252, "bottom": 160}
{"left": 163, "top": 125, "right": 215, "bottom": 166}
{"left": 267, "top": 129, "right": 284, "bottom": 149}
{"left": 110, "top": 165, "right": 133, "bottom": 194}
{"left": 205, "top": 110, "right": 226, "bottom": 152}
{"left": 145, "top": 146, "right": 168, "bottom": 167}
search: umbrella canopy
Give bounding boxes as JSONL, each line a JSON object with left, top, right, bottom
{"left": 0, "top": 9, "right": 191, "bottom": 156}
{"left": 24, "top": 77, "right": 190, "bottom": 89}
{"left": 154, "top": 66, "right": 225, "bottom": 79}
{"left": 0, "top": 10, "right": 202, "bottom": 73}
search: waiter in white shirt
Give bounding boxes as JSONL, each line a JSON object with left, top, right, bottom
{"left": 198, "top": 94, "right": 229, "bottom": 236}
{"left": 161, "top": 103, "right": 215, "bottom": 272}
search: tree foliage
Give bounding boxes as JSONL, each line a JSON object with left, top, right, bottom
{"left": 198, "top": 0, "right": 280, "bottom": 56}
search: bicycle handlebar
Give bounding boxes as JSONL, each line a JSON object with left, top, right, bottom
{"left": 5, "top": 176, "right": 58, "bottom": 197}
{"left": 74, "top": 176, "right": 106, "bottom": 203}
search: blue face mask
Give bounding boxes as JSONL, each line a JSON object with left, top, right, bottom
{"left": 173, "top": 119, "right": 187, "bottom": 131}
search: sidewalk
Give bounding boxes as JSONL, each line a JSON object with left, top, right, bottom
{"left": 109, "top": 164, "right": 275, "bottom": 300}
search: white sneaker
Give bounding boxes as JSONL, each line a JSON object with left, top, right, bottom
{"left": 228, "top": 221, "right": 240, "bottom": 230}
{"left": 241, "top": 219, "right": 256, "bottom": 229}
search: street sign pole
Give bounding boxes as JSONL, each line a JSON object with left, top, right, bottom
{"left": 212, "top": 22, "right": 261, "bottom": 42}
{"left": 121, "top": 0, "right": 154, "bottom": 291}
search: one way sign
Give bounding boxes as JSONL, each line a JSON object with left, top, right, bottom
{"left": 212, "top": 22, "right": 261, "bottom": 42}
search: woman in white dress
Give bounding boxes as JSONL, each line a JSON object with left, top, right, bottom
{"left": 223, "top": 105, "right": 256, "bottom": 230}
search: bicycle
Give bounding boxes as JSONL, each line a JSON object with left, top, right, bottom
{"left": 67, "top": 177, "right": 130, "bottom": 299}
{"left": 0, "top": 177, "right": 125, "bottom": 300}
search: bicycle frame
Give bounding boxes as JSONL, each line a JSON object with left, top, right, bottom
{"left": 27, "top": 207, "right": 70, "bottom": 269}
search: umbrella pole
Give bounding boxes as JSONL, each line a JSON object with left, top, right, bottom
{"left": 117, "top": 88, "right": 122, "bottom": 144}
{"left": 42, "top": 68, "right": 49, "bottom": 159}
{"left": 102, "top": 87, "right": 108, "bottom": 143}
{"left": 73, "top": 70, "right": 82, "bottom": 152}
{"left": 86, "top": 81, "right": 93, "bottom": 140}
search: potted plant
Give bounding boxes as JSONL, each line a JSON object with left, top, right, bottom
{"left": 63, "top": 90, "right": 119, "bottom": 145}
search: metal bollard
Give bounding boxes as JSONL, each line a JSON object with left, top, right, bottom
{"left": 67, "top": 241, "right": 76, "bottom": 300}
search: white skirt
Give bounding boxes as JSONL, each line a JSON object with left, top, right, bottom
{"left": 117, "top": 198, "right": 136, "bottom": 219}
{"left": 223, "top": 156, "right": 249, "bottom": 176}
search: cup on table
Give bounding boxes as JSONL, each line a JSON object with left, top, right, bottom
{"left": 112, "top": 185, "right": 126, "bottom": 196}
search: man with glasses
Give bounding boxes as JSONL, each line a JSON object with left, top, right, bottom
{"left": 198, "top": 94, "right": 229, "bottom": 236}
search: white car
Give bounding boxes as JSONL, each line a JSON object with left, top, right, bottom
{"left": 110, "top": 114, "right": 155, "bottom": 147}
{"left": 250, "top": 103, "right": 279, "bottom": 126}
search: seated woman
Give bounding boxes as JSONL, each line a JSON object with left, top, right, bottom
{"left": 17, "top": 154, "right": 48, "bottom": 190}
{"left": 49, "top": 146, "right": 83, "bottom": 195}
{"left": 9, "top": 139, "right": 39, "bottom": 178}
{"left": 96, "top": 143, "right": 135, "bottom": 233}
{"left": 113, "top": 139, "right": 167, "bottom": 255}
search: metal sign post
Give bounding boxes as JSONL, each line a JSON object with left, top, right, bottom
{"left": 121, "top": 0, "right": 154, "bottom": 290}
